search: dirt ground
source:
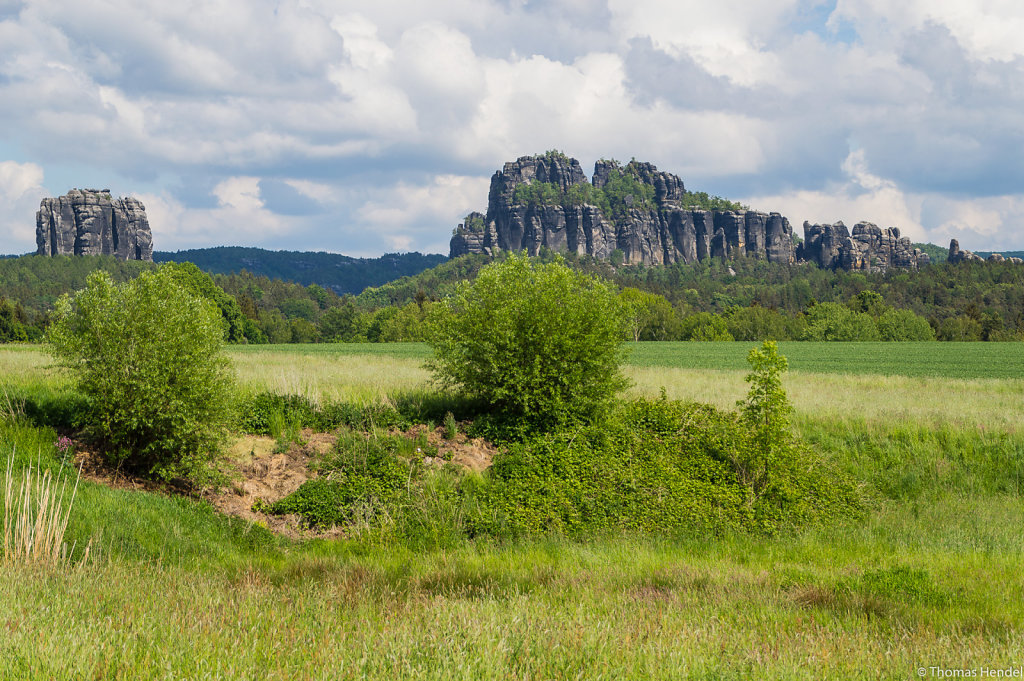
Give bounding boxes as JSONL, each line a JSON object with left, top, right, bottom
{"left": 74, "top": 424, "right": 500, "bottom": 539}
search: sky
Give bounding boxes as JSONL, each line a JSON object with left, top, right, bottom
{"left": 2, "top": 0, "right": 1024, "bottom": 257}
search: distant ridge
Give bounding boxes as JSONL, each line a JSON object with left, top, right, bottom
{"left": 154, "top": 246, "right": 447, "bottom": 295}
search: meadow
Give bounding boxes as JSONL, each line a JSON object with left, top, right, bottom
{"left": 2, "top": 342, "right": 1023, "bottom": 679}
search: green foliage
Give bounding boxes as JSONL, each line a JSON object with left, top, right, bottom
{"left": 0, "top": 297, "right": 29, "bottom": 343}
{"left": 235, "top": 392, "right": 406, "bottom": 435}
{"left": 461, "top": 213, "right": 486, "bottom": 233}
{"left": 802, "top": 302, "right": 880, "bottom": 341}
{"left": 724, "top": 305, "right": 805, "bottom": 341}
{"left": 443, "top": 412, "right": 458, "bottom": 439}
{"left": 45, "top": 269, "right": 233, "bottom": 482}
{"left": 678, "top": 312, "right": 734, "bottom": 341}
{"left": 0, "top": 254, "right": 155, "bottom": 337}
{"left": 480, "top": 397, "right": 860, "bottom": 537}
{"left": 877, "top": 308, "right": 935, "bottom": 340}
{"left": 562, "top": 182, "right": 611, "bottom": 213}
{"left": 428, "top": 253, "right": 628, "bottom": 431}
{"left": 264, "top": 394, "right": 860, "bottom": 539}
{"left": 737, "top": 341, "right": 794, "bottom": 503}
{"left": 601, "top": 164, "right": 656, "bottom": 220}
{"left": 611, "top": 258, "right": 1024, "bottom": 341}
{"left": 618, "top": 287, "right": 679, "bottom": 341}
{"left": 681, "top": 191, "right": 747, "bottom": 211}
{"left": 913, "top": 242, "right": 949, "bottom": 263}
{"left": 161, "top": 261, "right": 264, "bottom": 344}
{"left": 541, "top": 149, "right": 571, "bottom": 163}
{"left": 512, "top": 181, "right": 562, "bottom": 206}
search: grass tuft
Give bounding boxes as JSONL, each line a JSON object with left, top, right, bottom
{"left": 3, "top": 447, "right": 86, "bottom": 567}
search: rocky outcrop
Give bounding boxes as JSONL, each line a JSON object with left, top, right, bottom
{"left": 948, "top": 239, "right": 1022, "bottom": 265}
{"left": 797, "top": 221, "right": 930, "bottom": 272}
{"left": 450, "top": 154, "right": 963, "bottom": 273}
{"left": 450, "top": 154, "right": 796, "bottom": 267}
{"left": 36, "top": 189, "right": 153, "bottom": 261}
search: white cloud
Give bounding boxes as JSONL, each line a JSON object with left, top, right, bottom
{"left": 744, "top": 148, "right": 1024, "bottom": 250}
{"left": 834, "top": 0, "right": 1024, "bottom": 61}
{"left": 607, "top": 0, "right": 796, "bottom": 86}
{"left": 0, "top": 160, "right": 47, "bottom": 254}
{"left": 356, "top": 174, "right": 490, "bottom": 253}
{"left": 284, "top": 179, "right": 341, "bottom": 205}
{"left": 1, "top": 0, "right": 1023, "bottom": 255}
{"left": 743, "top": 149, "right": 926, "bottom": 239}
{"left": 139, "top": 177, "right": 294, "bottom": 251}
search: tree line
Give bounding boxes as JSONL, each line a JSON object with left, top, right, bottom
{"left": 1, "top": 251, "right": 1022, "bottom": 343}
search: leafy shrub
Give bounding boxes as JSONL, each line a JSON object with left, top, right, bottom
{"left": 428, "top": 253, "right": 628, "bottom": 432}
{"left": 801, "top": 302, "right": 880, "bottom": 341}
{"left": 679, "top": 312, "right": 734, "bottom": 341}
{"left": 45, "top": 269, "right": 233, "bottom": 482}
{"left": 877, "top": 308, "right": 935, "bottom": 340}
{"left": 478, "top": 396, "right": 861, "bottom": 538}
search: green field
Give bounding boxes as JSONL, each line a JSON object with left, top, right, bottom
{"left": 229, "top": 341, "right": 1024, "bottom": 379}
{"left": 3, "top": 342, "right": 1024, "bottom": 679}
{"left": 629, "top": 341, "right": 1024, "bottom": 379}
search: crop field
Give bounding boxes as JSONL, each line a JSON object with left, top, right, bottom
{"left": 229, "top": 340, "right": 1024, "bottom": 379}
{"left": 2, "top": 341, "right": 1024, "bottom": 679}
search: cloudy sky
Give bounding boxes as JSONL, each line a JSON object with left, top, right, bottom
{"left": 2, "top": 0, "right": 1024, "bottom": 256}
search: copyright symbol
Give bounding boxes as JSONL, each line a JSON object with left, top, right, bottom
{"left": 918, "top": 669, "right": 927, "bottom": 677}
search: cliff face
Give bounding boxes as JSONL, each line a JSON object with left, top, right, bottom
{"left": 450, "top": 154, "right": 796, "bottom": 267}
{"left": 450, "top": 154, "right": 932, "bottom": 273}
{"left": 36, "top": 189, "right": 154, "bottom": 261}
{"left": 798, "top": 221, "right": 931, "bottom": 272}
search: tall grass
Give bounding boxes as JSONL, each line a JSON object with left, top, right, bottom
{"left": 3, "top": 343, "right": 1024, "bottom": 677}
{"left": 2, "top": 448, "right": 84, "bottom": 566}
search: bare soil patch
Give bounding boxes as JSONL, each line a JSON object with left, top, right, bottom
{"left": 401, "top": 423, "right": 498, "bottom": 472}
{"left": 73, "top": 424, "right": 500, "bottom": 539}
{"left": 205, "top": 435, "right": 328, "bottom": 539}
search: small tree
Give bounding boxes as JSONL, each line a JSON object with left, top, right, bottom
{"left": 734, "top": 340, "right": 794, "bottom": 502}
{"left": 46, "top": 269, "right": 233, "bottom": 482}
{"left": 428, "top": 253, "right": 628, "bottom": 431}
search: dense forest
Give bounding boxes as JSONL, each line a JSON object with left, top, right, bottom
{"left": 1, "top": 249, "right": 1022, "bottom": 343}
{"left": 153, "top": 247, "right": 446, "bottom": 294}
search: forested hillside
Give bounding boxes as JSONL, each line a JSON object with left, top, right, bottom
{"left": 153, "top": 247, "right": 446, "bottom": 294}
{"left": 2, "top": 250, "right": 1022, "bottom": 343}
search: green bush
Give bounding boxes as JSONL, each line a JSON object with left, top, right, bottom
{"left": 801, "top": 302, "right": 880, "bottom": 341}
{"left": 428, "top": 253, "right": 628, "bottom": 432}
{"left": 679, "top": 312, "right": 734, "bottom": 341}
{"left": 478, "top": 396, "right": 861, "bottom": 538}
{"left": 876, "top": 308, "right": 935, "bottom": 340}
{"left": 45, "top": 269, "right": 233, "bottom": 482}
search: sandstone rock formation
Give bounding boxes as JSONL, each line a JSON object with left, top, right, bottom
{"left": 36, "top": 189, "right": 153, "bottom": 261}
{"left": 450, "top": 154, "right": 954, "bottom": 273}
{"left": 947, "top": 238, "right": 983, "bottom": 264}
{"left": 450, "top": 154, "right": 796, "bottom": 267}
{"left": 798, "top": 221, "right": 931, "bottom": 272}
{"left": 948, "top": 239, "right": 1022, "bottom": 265}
